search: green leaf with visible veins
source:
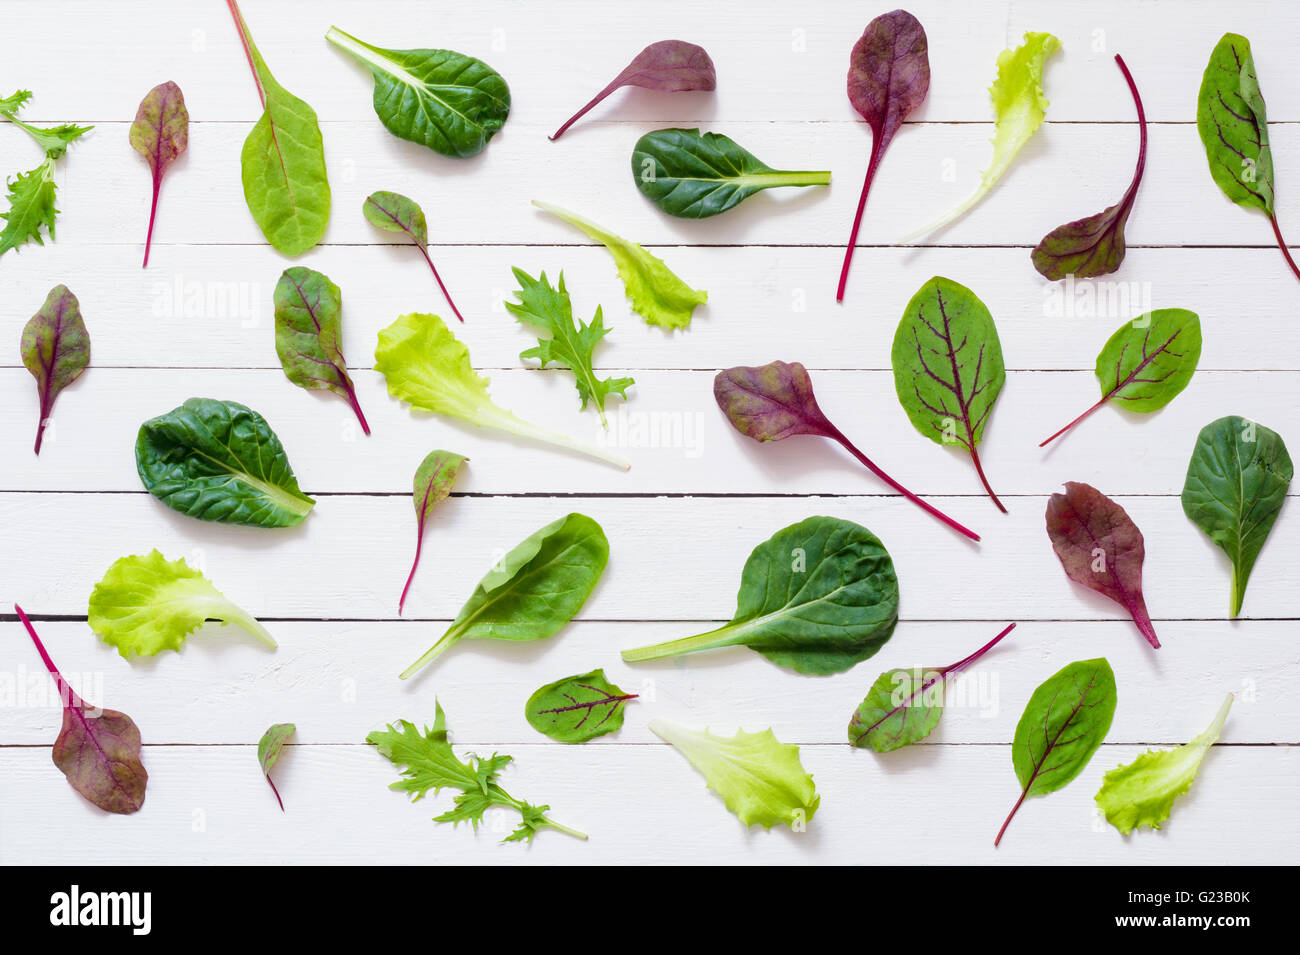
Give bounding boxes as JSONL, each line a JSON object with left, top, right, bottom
{"left": 507, "top": 267, "right": 633, "bottom": 427}
{"left": 525, "top": 669, "right": 637, "bottom": 743}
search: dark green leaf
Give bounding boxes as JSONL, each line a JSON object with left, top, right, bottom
{"left": 525, "top": 669, "right": 637, "bottom": 743}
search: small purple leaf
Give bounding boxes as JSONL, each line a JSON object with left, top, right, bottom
{"left": 21, "top": 284, "right": 89, "bottom": 455}
{"left": 129, "top": 81, "right": 189, "bottom": 268}
{"left": 400, "top": 450, "right": 468, "bottom": 614}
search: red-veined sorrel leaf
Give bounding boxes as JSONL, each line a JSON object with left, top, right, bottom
{"left": 362, "top": 191, "right": 465, "bottom": 322}
{"left": 21, "top": 284, "right": 89, "bottom": 455}
{"left": 550, "top": 40, "right": 716, "bottom": 140}
{"left": 129, "top": 81, "right": 188, "bottom": 269}
{"left": 1031, "top": 55, "right": 1145, "bottom": 279}
{"left": 14, "top": 604, "right": 147, "bottom": 814}
{"left": 713, "top": 361, "right": 979, "bottom": 541}
{"left": 257, "top": 722, "right": 295, "bottom": 811}
{"left": 836, "top": 10, "right": 930, "bottom": 301}
{"left": 1045, "top": 482, "right": 1159, "bottom": 648}
{"left": 399, "top": 450, "right": 468, "bottom": 614}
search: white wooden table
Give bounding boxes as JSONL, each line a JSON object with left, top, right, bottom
{"left": 1, "top": 0, "right": 1296, "bottom": 865}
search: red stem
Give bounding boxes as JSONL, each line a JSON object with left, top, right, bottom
{"left": 34, "top": 396, "right": 51, "bottom": 455}
{"left": 1039, "top": 395, "right": 1107, "bottom": 448}
{"left": 1113, "top": 54, "right": 1147, "bottom": 218}
{"left": 398, "top": 524, "right": 424, "bottom": 614}
{"left": 340, "top": 378, "right": 370, "bottom": 436}
{"left": 1268, "top": 214, "right": 1300, "bottom": 284}
{"left": 968, "top": 444, "right": 1007, "bottom": 513}
{"left": 266, "top": 773, "right": 285, "bottom": 812}
{"left": 14, "top": 604, "right": 86, "bottom": 711}
{"left": 549, "top": 82, "right": 619, "bottom": 140}
{"left": 994, "top": 788, "right": 1028, "bottom": 847}
{"left": 417, "top": 245, "right": 466, "bottom": 322}
{"left": 226, "top": 0, "right": 266, "bottom": 107}
{"left": 142, "top": 173, "right": 162, "bottom": 268}
{"left": 836, "top": 136, "right": 884, "bottom": 302}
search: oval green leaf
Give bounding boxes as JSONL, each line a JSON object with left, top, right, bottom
{"left": 1197, "top": 33, "right": 1274, "bottom": 216}
{"left": 525, "top": 669, "right": 637, "bottom": 743}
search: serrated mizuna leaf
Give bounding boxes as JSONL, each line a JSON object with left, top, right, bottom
{"left": 1, "top": 91, "right": 91, "bottom": 259}
{"left": 130, "top": 81, "right": 188, "bottom": 268}
{"left": 399, "top": 450, "right": 468, "bottom": 614}
{"left": 21, "top": 284, "right": 89, "bottom": 454}
{"left": 257, "top": 722, "right": 295, "bottom": 811}
{"left": 526, "top": 669, "right": 637, "bottom": 743}
{"left": 363, "top": 190, "right": 464, "bottom": 321}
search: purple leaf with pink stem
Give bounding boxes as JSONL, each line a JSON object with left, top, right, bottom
{"left": 129, "top": 81, "right": 188, "bottom": 269}
{"left": 400, "top": 450, "right": 468, "bottom": 614}
{"left": 836, "top": 10, "right": 930, "bottom": 302}
{"left": 714, "top": 361, "right": 979, "bottom": 542}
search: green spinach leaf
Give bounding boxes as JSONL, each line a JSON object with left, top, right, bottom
{"left": 525, "top": 669, "right": 637, "bottom": 743}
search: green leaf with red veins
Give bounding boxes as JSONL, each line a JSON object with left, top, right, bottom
{"left": 525, "top": 669, "right": 638, "bottom": 743}
{"left": 399, "top": 450, "right": 468, "bottom": 614}
{"left": 257, "top": 722, "right": 295, "bottom": 811}
{"left": 362, "top": 191, "right": 464, "bottom": 322}
{"left": 21, "top": 284, "right": 89, "bottom": 455}
{"left": 130, "top": 81, "right": 189, "bottom": 268}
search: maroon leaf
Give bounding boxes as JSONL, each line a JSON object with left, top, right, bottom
{"left": 836, "top": 10, "right": 930, "bottom": 301}
{"left": 129, "top": 81, "right": 189, "bottom": 269}
{"left": 1045, "top": 482, "right": 1159, "bottom": 648}
{"left": 1031, "top": 55, "right": 1145, "bottom": 279}
{"left": 21, "top": 284, "right": 89, "bottom": 455}
{"left": 15, "top": 605, "right": 147, "bottom": 814}
{"left": 714, "top": 361, "right": 979, "bottom": 542}
{"left": 550, "top": 40, "right": 716, "bottom": 140}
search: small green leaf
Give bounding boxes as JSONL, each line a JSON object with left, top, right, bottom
{"left": 0, "top": 159, "right": 58, "bottom": 258}
{"left": 363, "top": 191, "right": 465, "bottom": 321}
{"left": 525, "top": 669, "right": 637, "bottom": 743}
{"left": 1197, "top": 34, "right": 1274, "bottom": 216}
{"left": 257, "top": 722, "right": 295, "bottom": 811}
{"left": 399, "top": 450, "right": 468, "bottom": 613}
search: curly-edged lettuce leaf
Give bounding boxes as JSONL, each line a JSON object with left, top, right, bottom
{"left": 87, "top": 550, "right": 276, "bottom": 658}
{"left": 649, "top": 719, "right": 819, "bottom": 829}
{"left": 1096, "top": 694, "right": 1233, "bottom": 835}
{"left": 905, "top": 31, "right": 1061, "bottom": 240}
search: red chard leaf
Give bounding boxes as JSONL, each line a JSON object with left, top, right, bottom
{"left": 714, "top": 361, "right": 979, "bottom": 541}
{"left": 21, "top": 284, "right": 89, "bottom": 455}
{"left": 837, "top": 10, "right": 930, "bottom": 301}
{"left": 362, "top": 191, "right": 465, "bottom": 322}
{"left": 1045, "top": 482, "right": 1159, "bottom": 648}
{"left": 550, "top": 40, "right": 716, "bottom": 140}
{"left": 129, "top": 81, "right": 189, "bottom": 268}
{"left": 15, "top": 604, "right": 147, "bottom": 814}
{"left": 257, "top": 722, "right": 295, "bottom": 811}
{"left": 400, "top": 450, "right": 468, "bottom": 613}
{"left": 1032, "top": 55, "right": 1146, "bottom": 279}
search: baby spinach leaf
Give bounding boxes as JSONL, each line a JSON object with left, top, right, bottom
{"left": 891, "top": 276, "right": 1007, "bottom": 512}
{"left": 326, "top": 26, "right": 510, "bottom": 158}
{"left": 1041, "top": 309, "right": 1201, "bottom": 447}
{"left": 632, "top": 128, "right": 831, "bottom": 218}
{"left": 0, "top": 91, "right": 92, "bottom": 260}
{"left": 21, "top": 284, "right": 89, "bottom": 455}
{"left": 550, "top": 40, "right": 715, "bottom": 140}
{"left": 622, "top": 515, "right": 898, "bottom": 675}
{"left": 257, "top": 722, "right": 295, "bottom": 811}
{"left": 362, "top": 190, "right": 464, "bottom": 322}
{"left": 1197, "top": 33, "right": 1300, "bottom": 283}
{"left": 1032, "top": 54, "right": 1146, "bottom": 279}
{"left": 369, "top": 701, "right": 586, "bottom": 842}
{"left": 273, "top": 266, "right": 369, "bottom": 434}
{"left": 507, "top": 267, "right": 633, "bottom": 427}
{"left": 228, "top": 0, "right": 330, "bottom": 256}
{"left": 837, "top": 10, "right": 930, "bottom": 301}
{"left": 650, "top": 719, "right": 819, "bottom": 830}
{"left": 1181, "top": 416, "right": 1293, "bottom": 616}
{"left": 996, "top": 657, "right": 1116, "bottom": 847}
{"left": 374, "top": 312, "right": 630, "bottom": 468}
{"left": 135, "top": 397, "right": 316, "bottom": 528}
{"left": 400, "top": 513, "right": 608, "bottom": 679}
{"left": 15, "top": 605, "right": 147, "bottom": 815}
{"left": 1095, "top": 693, "right": 1232, "bottom": 835}
{"left": 715, "top": 361, "right": 979, "bottom": 540}
{"left": 129, "top": 81, "right": 188, "bottom": 269}
{"left": 88, "top": 549, "right": 277, "bottom": 657}
{"left": 905, "top": 32, "right": 1060, "bottom": 241}
{"left": 399, "top": 449, "right": 467, "bottom": 614}
{"left": 533, "top": 200, "right": 707, "bottom": 329}
{"left": 1046, "top": 482, "right": 1159, "bottom": 649}
{"left": 848, "top": 623, "right": 1015, "bottom": 751}
{"left": 525, "top": 669, "right": 637, "bottom": 743}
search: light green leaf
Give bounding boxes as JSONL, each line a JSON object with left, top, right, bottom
{"left": 525, "top": 669, "right": 637, "bottom": 743}
{"left": 0, "top": 159, "right": 57, "bottom": 258}
{"left": 257, "top": 722, "right": 295, "bottom": 810}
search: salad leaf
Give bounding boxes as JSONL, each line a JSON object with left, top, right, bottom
{"left": 135, "top": 397, "right": 316, "bottom": 528}
{"left": 400, "top": 513, "right": 608, "bottom": 679}
{"left": 0, "top": 90, "right": 92, "bottom": 259}
{"left": 622, "top": 515, "right": 898, "bottom": 675}
{"left": 1095, "top": 693, "right": 1233, "bottom": 835}
{"left": 399, "top": 449, "right": 467, "bottom": 614}
{"left": 891, "top": 276, "right": 1007, "bottom": 512}
{"left": 21, "top": 284, "right": 89, "bottom": 455}
{"left": 1032, "top": 55, "right": 1145, "bottom": 279}
{"left": 1040, "top": 309, "right": 1202, "bottom": 447}
{"left": 228, "top": 0, "right": 330, "bottom": 256}
{"left": 368, "top": 701, "right": 586, "bottom": 842}
{"left": 532, "top": 200, "right": 707, "bottom": 329}
{"left": 373, "top": 311, "right": 630, "bottom": 469}
{"left": 363, "top": 190, "right": 464, "bottom": 322}
{"left": 88, "top": 549, "right": 277, "bottom": 657}
{"left": 714, "top": 361, "right": 979, "bottom": 540}
{"left": 996, "top": 657, "right": 1116, "bottom": 847}
{"left": 650, "top": 719, "right": 819, "bottom": 829}
{"left": 550, "top": 40, "right": 716, "bottom": 140}
{"left": 1045, "top": 482, "right": 1159, "bottom": 649}
{"left": 632, "top": 128, "right": 831, "bottom": 218}
{"left": 15, "top": 605, "right": 147, "bottom": 815}
{"left": 0, "top": 91, "right": 91, "bottom": 158}
{"left": 257, "top": 722, "right": 295, "bottom": 811}
{"left": 1197, "top": 33, "right": 1300, "bottom": 283}
{"left": 1181, "top": 415, "right": 1293, "bottom": 616}
{"left": 905, "top": 32, "right": 1060, "bottom": 241}
{"left": 325, "top": 26, "right": 509, "bottom": 158}
{"left": 837, "top": 10, "right": 930, "bottom": 301}
{"left": 273, "top": 266, "right": 369, "bottom": 434}
{"left": 507, "top": 267, "right": 634, "bottom": 427}
{"left": 129, "top": 81, "right": 188, "bottom": 268}
{"left": 525, "top": 669, "right": 638, "bottom": 743}
{"left": 848, "top": 622, "right": 1015, "bottom": 751}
